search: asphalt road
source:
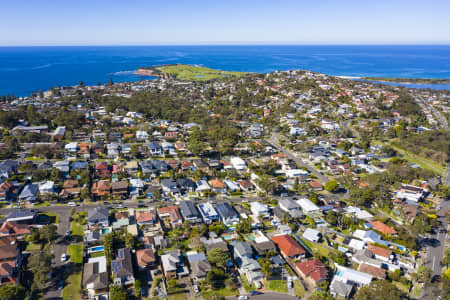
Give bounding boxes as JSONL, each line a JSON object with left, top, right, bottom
{"left": 266, "top": 132, "right": 330, "bottom": 183}
{"left": 226, "top": 292, "right": 298, "bottom": 300}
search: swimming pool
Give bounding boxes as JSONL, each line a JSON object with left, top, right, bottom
{"left": 89, "top": 246, "right": 105, "bottom": 253}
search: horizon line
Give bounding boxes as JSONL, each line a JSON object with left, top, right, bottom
{"left": 1, "top": 42, "right": 450, "bottom": 47}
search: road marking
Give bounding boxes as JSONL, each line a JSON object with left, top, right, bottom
{"left": 432, "top": 256, "right": 436, "bottom": 271}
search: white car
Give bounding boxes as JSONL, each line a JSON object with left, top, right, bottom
{"left": 61, "top": 253, "right": 67, "bottom": 262}
{"left": 193, "top": 285, "right": 199, "bottom": 293}
{"left": 238, "top": 296, "right": 248, "bottom": 300}
{"left": 68, "top": 202, "right": 77, "bottom": 207}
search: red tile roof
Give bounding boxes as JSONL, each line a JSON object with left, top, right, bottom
{"left": 136, "top": 249, "right": 156, "bottom": 268}
{"left": 369, "top": 221, "right": 397, "bottom": 235}
{"left": 271, "top": 234, "right": 306, "bottom": 257}
{"left": 296, "top": 259, "right": 328, "bottom": 284}
{"left": 367, "top": 244, "right": 392, "bottom": 258}
{"left": 358, "top": 263, "right": 386, "bottom": 279}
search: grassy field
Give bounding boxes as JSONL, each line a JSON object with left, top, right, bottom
{"left": 264, "top": 279, "right": 288, "bottom": 293}
{"left": 68, "top": 244, "right": 84, "bottom": 264}
{"left": 376, "top": 140, "right": 444, "bottom": 174}
{"left": 70, "top": 220, "right": 84, "bottom": 237}
{"left": 294, "top": 280, "right": 306, "bottom": 298}
{"left": 156, "top": 64, "right": 247, "bottom": 81}
{"left": 201, "top": 287, "right": 239, "bottom": 299}
{"left": 62, "top": 271, "right": 82, "bottom": 300}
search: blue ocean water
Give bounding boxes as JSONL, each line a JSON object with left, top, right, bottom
{"left": 0, "top": 45, "right": 450, "bottom": 96}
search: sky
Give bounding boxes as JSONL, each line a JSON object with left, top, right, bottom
{"left": 1, "top": 0, "right": 450, "bottom": 46}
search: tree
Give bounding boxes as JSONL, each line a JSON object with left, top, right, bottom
{"left": 235, "top": 217, "right": 252, "bottom": 234}
{"left": 207, "top": 248, "right": 230, "bottom": 269}
{"left": 418, "top": 267, "right": 433, "bottom": 288}
{"left": 354, "top": 280, "right": 407, "bottom": 300}
{"left": 206, "top": 268, "right": 227, "bottom": 289}
{"left": 110, "top": 285, "right": 127, "bottom": 300}
{"left": 258, "top": 256, "right": 272, "bottom": 277}
{"left": 324, "top": 180, "right": 339, "bottom": 193}
{"left": 39, "top": 224, "right": 58, "bottom": 244}
{"left": 134, "top": 279, "right": 142, "bottom": 298}
{"left": 28, "top": 251, "right": 52, "bottom": 290}
{"left": 0, "top": 284, "right": 26, "bottom": 300}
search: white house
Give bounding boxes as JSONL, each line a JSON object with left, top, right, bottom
{"left": 136, "top": 130, "right": 148, "bottom": 140}
{"left": 64, "top": 142, "right": 78, "bottom": 152}
{"left": 230, "top": 157, "right": 247, "bottom": 172}
{"left": 297, "top": 198, "right": 320, "bottom": 215}
{"left": 38, "top": 180, "right": 54, "bottom": 194}
{"left": 250, "top": 202, "right": 270, "bottom": 218}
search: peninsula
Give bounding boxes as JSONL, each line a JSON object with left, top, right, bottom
{"left": 135, "top": 63, "right": 248, "bottom": 81}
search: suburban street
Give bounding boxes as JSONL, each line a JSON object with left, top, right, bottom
{"left": 266, "top": 132, "right": 330, "bottom": 183}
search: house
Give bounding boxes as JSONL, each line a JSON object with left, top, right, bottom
{"left": 129, "top": 178, "right": 144, "bottom": 199}
{"left": 18, "top": 184, "right": 39, "bottom": 202}
{"left": 59, "top": 179, "right": 82, "bottom": 199}
{"left": 92, "top": 180, "right": 110, "bottom": 197}
{"left": 0, "top": 182, "right": 14, "bottom": 202}
{"left": 5, "top": 210, "right": 36, "bottom": 224}
{"left": 0, "top": 160, "right": 19, "bottom": 179}
{"left": 139, "top": 160, "right": 154, "bottom": 175}
{"left": 83, "top": 256, "right": 109, "bottom": 297}
{"left": 248, "top": 230, "right": 276, "bottom": 256}
{"left": 230, "top": 241, "right": 263, "bottom": 286}
{"left": 366, "top": 244, "right": 393, "bottom": 262}
{"left": 195, "top": 180, "right": 211, "bottom": 193}
{"left": 187, "top": 252, "right": 211, "bottom": 281}
{"left": 177, "top": 178, "right": 196, "bottom": 194}
{"left": 136, "top": 130, "right": 149, "bottom": 141}
{"left": 309, "top": 181, "right": 323, "bottom": 191}
{"left": 95, "top": 162, "right": 110, "bottom": 177}
{"left": 179, "top": 201, "right": 201, "bottom": 223}
{"left": 0, "top": 222, "right": 31, "bottom": 238}
{"left": 106, "top": 143, "right": 120, "bottom": 158}
{"left": 279, "top": 198, "right": 301, "bottom": 212}
{"left": 161, "top": 250, "right": 184, "bottom": 279}
{"left": 201, "top": 237, "right": 229, "bottom": 253}
{"left": 136, "top": 210, "right": 157, "bottom": 226}
{"left": 111, "top": 248, "right": 135, "bottom": 286}
{"left": 271, "top": 234, "right": 306, "bottom": 259}
{"left": 215, "top": 202, "right": 240, "bottom": 226}
{"left": 250, "top": 202, "right": 270, "bottom": 218}
{"left": 353, "top": 230, "right": 383, "bottom": 244}
{"left": 111, "top": 180, "right": 128, "bottom": 198}
{"left": 38, "top": 180, "right": 54, "bottom": 195}
{"left": 160, "top": 179, "right": 180, "bottom": 195}
{"left": 333, "top": 264, "right": 372, "bottom": 287}
{"left": 136, "top": 248, "right": 157, "bottom": 270}
{"left": 0, "top": 241, "right": 22, "bottom": 285}
{"left": 209, "top": 179, "right": 227, "bottom": 193}
{"left": 368, "top": 221, "right": 397, "bottom": 235}
{"left": 358, "top": 263, "right": 386, "bottom": 280}
{"left": 303, "top": 228, "right": 321, "bottom": 243}
{"left": 198, "top": 202, "right": 219, "bottom": 224}
{"left": 125, "top": 161, "right": 139, "bottom": 174}
{"left": 330, "top": 278, "right": 353, "bottom": 299}
{"left": 295, "top": 259, "right": 328, "bottom": 287}
{"left": 297, "top": 198, "right": 321, "bottom": 216}
{"left": 230, "top": 157, "right": 247, "bottom": 171}
{"left": 64, "top": 142, "right": 78, "bottom": 152}
{"left": 157, "top": 206, "right": 183, "bottom": 227}
{"left": 148, "top": 142, "right": 162, "bottom": 156}
{"left": 237, "top": 180, "right": 255, "bottom": 191}
{"left": 152, "top": 159, "right": 168, "bottom": 173}
{"left": 87, "top": 207, "right": 109, "bottom": 227}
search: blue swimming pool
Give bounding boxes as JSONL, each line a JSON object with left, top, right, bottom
{"left": 90, "top": 246, "right": 104, "bottom": 252}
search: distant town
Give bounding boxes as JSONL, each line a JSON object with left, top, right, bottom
{"left": 0, "top": 65, "right": 448, "bottom": 300}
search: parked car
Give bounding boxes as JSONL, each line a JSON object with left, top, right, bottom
{"left": 61, "top": 253, "right": 67, "bottom": 262}
{"left": 238, "top": 296, "right": 248, "bottom": 300}
{"left": 68, "top": 202, "right": 77, "bottom": 207}
{"left": 193, "top": 285, "right": 199, "bottom": 293}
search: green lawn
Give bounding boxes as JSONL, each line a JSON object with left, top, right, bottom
{"left": 412, "top": 283, "right": 422, "bottom": 297}
{"left": 201, "top": 287, "right": 239, "bottom": 299}
{"left": 68, "top": 244, "right": 84, "bottom": 264}
{"left": 378, "top": 141, "right": 444, "bottom": 174}
{"left": 294, "top": 280, "right": 306, "bottom": 298}
{"left": 71, "top": 220, "right": 84, "bottom": 237}
{"left": 264, "top": 279, "right": 288, "bottom": 293}
{"left": 38, "top": 212, "right": 59, "bottom": 224}
{"left": 168, "top": 293, "right": 188, "bottom": 300}
{"left": 240, "top": 275, "right": 255, "bottom": 292}
{"left": 62, "top": 271, "right": 82, "bottom": 300}
{"left": 90, "top": 251, "right": 105, "bottom": 258}
{"left": 25, "top": 242, "right": 42, "bottom": 251}
{"left": 156, "top": 64, "right": 247, "bottom": 81}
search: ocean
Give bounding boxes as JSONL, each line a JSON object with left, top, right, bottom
{"left": 1, "top": 45, "right": 450, "bottom": 96}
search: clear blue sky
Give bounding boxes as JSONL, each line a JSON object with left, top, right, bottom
{"left": 2, "top": 0, "right": 450, "bottom": 45}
